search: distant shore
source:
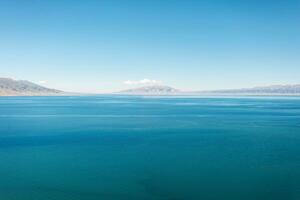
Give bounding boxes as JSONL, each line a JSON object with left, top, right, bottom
{"left": 2, "top": 93, "right": 300, "bottom": 97}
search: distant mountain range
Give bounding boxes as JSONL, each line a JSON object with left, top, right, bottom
{"left": 200, "top": 85, "right": 300, "bottom": 95}
{"left": 1, "top": 77, "right": 300, "bottom": 96}
{"left": 119, "top": 84, "right": 300, "bottom": 95}
{"left": 0, "top": 78, "right": 64, "bottom": 96}
{"left": 118, "top": 85, "right": 181, "bottom": 95}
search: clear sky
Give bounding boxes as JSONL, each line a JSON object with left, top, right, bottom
{"left": 0, "top": 0, "right": 299, "bottom": 93}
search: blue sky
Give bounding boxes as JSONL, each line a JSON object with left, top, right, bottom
{"left": 0, "top": 0, "right": 299, "bottom": 93}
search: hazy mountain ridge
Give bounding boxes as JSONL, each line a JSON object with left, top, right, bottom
{"left": 0, "top": 78, "right": 63, "bottom": 96}
{"left": 1, "top": 77, "right": 300, "bottom": 96}
{"left": 202, "top": 84, "right": 300, "bottom": 95}
{"left": 119, "top": 84, "right": 300, "bottom": 96}
{"left": 119, "top": 85, "right": 181, "bottom": 95}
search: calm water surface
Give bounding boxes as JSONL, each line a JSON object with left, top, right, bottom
{"left": 0, "top": 96, "right": 300, "bottom": 200}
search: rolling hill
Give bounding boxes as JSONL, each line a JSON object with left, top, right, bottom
{"left": 0, "top": 78, "right": 64, "bottom": 96}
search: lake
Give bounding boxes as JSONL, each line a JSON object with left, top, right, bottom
{"left": 0, "top": 96, "right": 300, "bottom": 200}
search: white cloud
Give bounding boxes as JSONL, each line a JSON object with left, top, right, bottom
{"left": 38, "top": 80, "right": 47, "bottom": 84}
{"left": 123, "top": 79, "right": 162, "bottom": 85}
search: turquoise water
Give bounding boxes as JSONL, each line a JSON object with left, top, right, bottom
{"left": 0, "top": 96, "right": 300, "bottom": 200}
